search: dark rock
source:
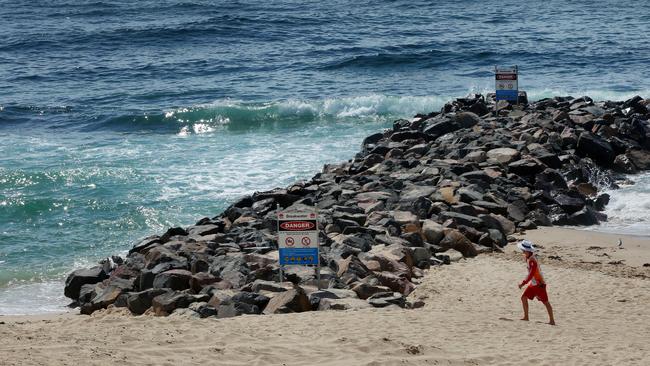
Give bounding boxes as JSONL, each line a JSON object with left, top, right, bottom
{"left": 262, "top": 287, "right": 311, "bottom": 314}
{"left": 594, "top": 194, "right": 610, "bottom": 211}
{"left": 230, "top": 291, "right": 270, "bottom": 309}
{"left": 628, "top": 150, "right": 650, "bottom": 170}
{"left": 190, "top": 272, "right": 220, "bottom": 293}
{"left": 535, "top": 169, "right": 568, "bottom": 191}
{"left": 439, "top": 211, "right": 483, "bottom": 229}
{"left": 153, "top": 269, "right": 193, "bottom": 291}
{"left": 367, "top": 292, "right": 406, "bottom": 308}
{"left": 129, "top": 236, "right": 161, "bottom": 255}
{"left": 518, "top": 220, "right": 538, "bottom": 230}
{"left": 568, "top": 207, "right": 599, "bottom": 226}
{"left": 350, "top": 283, "right": 392, "bottom": 300}
{"left": 374, "top": 271, "right": 415, "bottom": 295}
{"left": 127, "top": 289, "right": 169, "bottom": 315}
{"left": 423, "top": 118, "right": 457, "bottom": 137}
{"left": 421, "top": 220, "right": 444, "bottom": 244}
{"left": 81, "top": 278, "right": 135, "bottom": 315}
{"left": 457, "top": 188, "right": 484, "bottom": 203}
{"left": 160, "top": 227, "right": 188, "bottom": 243}
{"left": 455, "top": 112, "right": 480, "bottom": 128}
{"left": 217, "top": 301, "right": 260, "bottom": 318}
{"left": 362, "top": 132, "right": 384, "bottom": 147}
{"left": 439, "top": 230, "right": 477, "bottom": 257}
{"left": 577, "top": 132, "right": 615, "bottom": 165}
{"left": 508, "top": 159, "right": 546, "bottom": 176}
{"left": 152, "top": 291, "right": 210, "bottom": 316}
{"left": 187, "top": 224, "right": 222, "bottom": 236}
{"left": 250, "top": 279, "right": 293, "bottom": 293}
{"left": 613, "top": 154, "right": 638, "bottom": 173}
{"left": 480, "top": 214, "right": 516, "bottom": 235}
{"left": 78, "top": 283, "right": 102, "bottom": 305}
{"left": 553, "top": 193, "right": 585, "bottom": 213}
{"left": 64, "top": 267, "right": 108, "bottom": 300}
{"left": 506, "top": 203, "right": 526, "bottom": 222}
{"left": 472, "top": 200, "right": 507, "bottom": 215}
{"left": 209, "top": 255, "right": 249, "bottom": 288}
{"left": 390, "top": 131, "right": 425, "bottom": 142}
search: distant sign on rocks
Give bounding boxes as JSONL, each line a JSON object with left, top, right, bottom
{"left": 495, "top": 66, "right": 518, "bottom": 103}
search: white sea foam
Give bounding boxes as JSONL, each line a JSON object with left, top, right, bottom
{"left": 589, "top": 172, "right": 650, "bottom": 237}
{"left": 0, "top": 280, "right": 69, "bottom": 315}
{"left": 192, "top": 123, "right": 215, "bottom": 134}
{"left": 526, "top": 88, "right": 650, "bottom": 103}
{"left": 193, "top": 94, "right": 453, "bottom": 122}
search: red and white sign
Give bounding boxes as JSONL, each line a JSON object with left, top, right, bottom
{"left": 279, "top": 221, "right": 316, "bottom": 231}
{"left": 278, "top": 209, "right": 319, "bottom": 251}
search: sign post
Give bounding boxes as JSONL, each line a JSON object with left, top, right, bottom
{"left": 495, "top": 65, "right": 519, "bottom": 104}
{"left": 277, "top": 207, "right": 321, "bottom": 289}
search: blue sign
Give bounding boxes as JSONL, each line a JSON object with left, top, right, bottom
{"left": 279, "top": 248, "right": 318, "bottom": 265}
{"left": 496, "top": 89, "right": 518, "bottom": 102}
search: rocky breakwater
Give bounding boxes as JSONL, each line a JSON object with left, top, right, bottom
{"left": 64, "top": 94, "right": 650, "bottom": 318}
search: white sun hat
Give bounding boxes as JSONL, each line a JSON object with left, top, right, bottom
{"left": 517, "top": 240, "right": 537, "bottom": 252}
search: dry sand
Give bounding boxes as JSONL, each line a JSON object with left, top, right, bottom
{"left": 1, "top": 227, "right": 648, "bottom": 366}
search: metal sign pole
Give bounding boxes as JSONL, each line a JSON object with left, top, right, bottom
{"left": 277, "top": 204, "right": 283, "bottom": 283}
{"left": 515, "top": 65, "right": 519, "bottom": 106}
{"left": 316, "top": 219, "right": 321, "bottom": 290}
{"left": 494, "top": 65, "right": 498, "bottom": 117}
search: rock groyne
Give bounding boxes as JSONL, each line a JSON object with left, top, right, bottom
{"left": 64, "top": 94, "right": 650, "bottom": 317}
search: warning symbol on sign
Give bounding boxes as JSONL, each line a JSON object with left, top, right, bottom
{"left": 301, "top": 236, "right": 311, "bottom": 246}
{"left": 285, "top": 237, "right": 295, "bottom": 247}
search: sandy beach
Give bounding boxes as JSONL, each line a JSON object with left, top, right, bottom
{"left": 1, "top": 227, "right": 648, "bottom": 366}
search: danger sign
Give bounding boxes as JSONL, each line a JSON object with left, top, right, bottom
{"left": 278, "top": 209, "right": 319, "bottom": 266}
{"left": 495, "top": 66, "right": 518, "bottom": 102}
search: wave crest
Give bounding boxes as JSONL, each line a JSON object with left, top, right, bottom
{"left": 98, "top": 94, "right": 449, "bottom": 135}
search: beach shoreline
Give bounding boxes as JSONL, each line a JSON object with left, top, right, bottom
{"left": 1, "top": 227, "right": 648, "bottom": 366}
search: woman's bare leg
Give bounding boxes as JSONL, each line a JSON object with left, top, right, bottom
{"left": 543, "top": 301, "right": 555, "bottom": 325}
{"left": 520, "top": 295, "right": 529, "bottom": 321}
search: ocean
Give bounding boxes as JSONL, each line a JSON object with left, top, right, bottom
{"left": 1, "top": 0, "right": 649, "bottom": 314}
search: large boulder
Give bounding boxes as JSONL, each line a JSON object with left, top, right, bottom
{"left": 439, "top": 211, "right": 483, "bottom": 229}
{"left": 367, "top": 292, "right": 406, "bottom": 308}
{"left": 439, "top": 230, "right": 477, "bottom": 257}
{"left": 152, "top": 269, "right": 193, "bottom": 291}
{"left": 423, "top": 118, "right": 457, "bottom": 137}
{"left": 374, "top": 271, "right": 415, "bottom": 295}
{"left": 455, "top": 112, "right": 480, "bottom": 128}
{"left": 486, "top": 148, "right": 520, "bottom": 164}
{"left": 151, "top": 291, "right": 209, "bottom": 316}
{"left": 64, "top": 267, "right": 108, "bottom": 300}
{"left": 127, "top": 288, "right": 170, "bottom": 315}
{"left": 400, "top": 186, "right": 436, "bottom": 202}
{"left": 350, "top": 283, "right": 392, "bottom": 300}
{"left": 217, "top": 302, "right": 260, "bottom": 318}
{"left": 577, "top": 132, "right": 615, "bottom": 165}
{"left": 262, "top": 287, "right": 311, "bottom": 314}
{"left": 189, "top": 272, "right": 220, "bottom": 293}
{"left": 628, "top": 149, "right": 650, "bottom": 170}
{"left": 421, "top": 220, "right": 444, "bottom": 244}
{"left": 508, "top": 159, "right": 546, "bottom": 176}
